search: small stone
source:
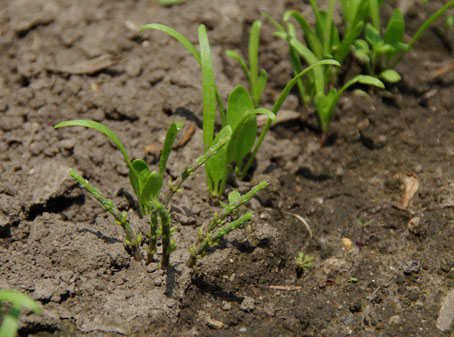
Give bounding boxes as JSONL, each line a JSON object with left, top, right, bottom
{"left": 437, "top": 290, "right": 454, "bottom": 331}
{"left": 403, "top": 260, "right": 421, "bottom": 275}
{"left": 349, "top": 302, "right": 361, "bottom": 313}
{"left": 240, "top": 296, "right": 255, "bottom": 312}
{"left": 239, "top": 327, "right": 247, "bottom": 333}
{"left": 389, "top": 315, "right": 401, "bottom": 325}
{"left": 341, "top": 313, "right": 354, "bottom": 326}
{"left": 221, "top": 302, "right": 232, "bottom": 311}
{"left": 206, "top": 317, "right": 224, "bottom": 330}
{"left": 342, "top": 237, "right": 353, "bottom": 251}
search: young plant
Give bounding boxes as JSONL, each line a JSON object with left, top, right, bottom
{"left": 352, "top": 0, "right": 454, "bottom": 82}
{"left": 226, "top": 20, "right": 267, "bottom": 107}
{"left": 187, "top": 181, "right": 268, "bottom": 267}
{"left": 295, "top": 252, "right": 314, "bottom": 276}
{"left": 140, "top": 24, "right": 338, "bottom": 193}
{"left": 0, "top": 290, "right": 41, "bottom": 337}
{"left": 157, "top": 0, "right": 184, "bottom": 6}
{"left": 265, "top": 10, "right": 384, "bottom": 136}
{"left": 355, "top": 218, "right": 374, "bottom": 251}
{"left": 55, "top": 120, "right": 229, "bottom": 267}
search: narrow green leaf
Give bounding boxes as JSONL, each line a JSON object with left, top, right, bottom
{"left": 54, "top": 120, "right": 132, "bottom": 168}
{"left": 157, "top": 0, "right": 184, "bottom": 6}
{"left": 249, "top": 20, "right": 262, "bottom": 106}
{"left": 0, "top": 310, "right": 19, "bottom": 337}
{"left": 199, "top": 24, "right": 216, "bottom": 150}
{"left": 226, "top": 86, "right": 255, "bottom": 130}
{"left": 140, "top": 23, "right": 200, "bottom": 64}
{"left": 159, "top": 121, "right": 184, "bottom": 177}
{"left": 314, "top": 89, "right": 337, "bottom": 133}
{"left": 284, "top": 11, "right": 323, "bottom": 59}
{"left": 365, "top": 23, "right": 382, "bottom": 46}
{"left": 335, "top": 21, "right": 364, "bottom": 63}
{"left": 257, "top": 69, "right": 267, "bottom": 102}
{"left": 140, "top": 171, "right": 163, "bottom": 209}
{"left": 384, "top": 9, "right": 405, "bottom": 45}
{"left": 368, "top": 0, "right": 381, "bottom": 31}
{"left": 379, "top": 69, "right": 401, "bottom": 83}
{"left": 205, "top": 126, "right": 232, "bottom": 197}
{"left": 226, "top": 111, "right": 257, "bottom": 170}
{"left": 225, "top": 50, "right": 250, "bottom": 78}
{"left": 262, "top": 11, "right": 285, "bottom": 33}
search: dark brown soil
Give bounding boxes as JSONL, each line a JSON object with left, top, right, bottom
{"left": 2, "top": 0, "right": 454, "bottom": 336}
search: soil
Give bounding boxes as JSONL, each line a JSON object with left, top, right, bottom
{"left": 2, "top": 0, "right": 454, "bottom": 336}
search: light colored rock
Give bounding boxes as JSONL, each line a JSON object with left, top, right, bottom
{"left": 437, "top": 290, "right": 454, "bottom": 331}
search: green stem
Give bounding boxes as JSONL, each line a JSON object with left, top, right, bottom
{"left": 69, "top": 169, "right": 142, "bottom": 261}
{"left": 146, "top": 211, "right": 159, "bottom": 264}
{"left": 164, "top": 133, "right": 230, "bottom": 207}
{"left": 187, "top": 212, "right": 252, "bottom": 267}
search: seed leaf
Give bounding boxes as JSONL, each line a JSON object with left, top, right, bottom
{"left": 226, "top": 86, "right": 255, "bottom": 130}
{"left": 379, "top": 69, "right": 401, "bottom": 83}
{"left": 140, "top": 171, "right": 163, "bottom": 212}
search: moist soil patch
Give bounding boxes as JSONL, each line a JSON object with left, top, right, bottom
{"left": 1, "top": 0, "right": 454, "bottom": 336}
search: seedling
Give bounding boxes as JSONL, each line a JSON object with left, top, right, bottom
{"left": 0, "top": 290, "right": 41, "bottom": 337}
{"left": 265, "top": 7, "right": 384, "bottom": 136}
{"left": 295, "top": 252, "right": 314, "bottom": 276}
{"left": 352, "top": 0, "right": 454, "bottom": 82}
{"left": 355, "top": 218, "right": 374, "bottom": 251}
{"left": 157, "top": 0, "right": 184, "bottom": 6}
{"left": 226, "top": 20, "right": 267, "bottom": 107}
{"left": 141, "top": 24, "right": 338, "bottom": 193}
{"left": 55, "top": 120, "right": 266, "bottom": 268}
{"left": 55, "top": 120, "right": 230, "bottom": 267}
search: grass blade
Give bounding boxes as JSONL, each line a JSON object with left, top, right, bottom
{"left": 284, "top": 10, "right": 323, "bottom": 58}
{"left": 249, "top": 20, "right": 262, "bottom": 106}
{"left": 199, "top": 24, "right": 217, "bottom": 150}
{"left": 54, "top": 120, "right": 132, "bottom": 168}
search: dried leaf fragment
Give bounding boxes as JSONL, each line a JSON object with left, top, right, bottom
{"left": 402, "top": 173, "right": 419, "bottom": 209}
{"left": 342, "top": 237, "right": 353, "bottom": 251}
{"left": 47, "top": 54, "right": 118, "bottom": 75}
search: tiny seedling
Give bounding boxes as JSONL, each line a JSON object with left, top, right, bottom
{"left": 265, "top": 8, "right": 384, "bottom": 136}
{"left": 55, "top": 120, "right": 266, "bottom": 268}
{"left": 352, "top": 0, "right": 454, "bottom": 82}
{"left": 0, "top": 290, "right": 41, "bottom": 337}
{"left": 295, "top": 252, "right": 314, "bottom": 276}
{"left": 141, "top": 24, "right": 338, "bottom": 193}
{"left": 355, "top": 218, "right": 374, "bottom": 251}
{"left": 226, "top": 20, "right": 267, "bottom": 107}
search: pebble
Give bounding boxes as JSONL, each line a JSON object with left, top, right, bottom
{"left": 221, "top": 301, "right": 232, "bottom": 311}
{"left": 240, "top": 296, "right": 255, "bottom": 312}
{"left": 437, "top": 290, "right": 454, "bottom": 331}
{"left": 206, "top": 317, "right": 224, "bottom": 330}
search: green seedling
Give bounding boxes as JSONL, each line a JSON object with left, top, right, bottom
{"left": 355, "top": 218, "right": 374, "bottom": 251}
{"left": 295, "top": 252, "right": 314, "bottom": 276}
{"left": 141, "top": 24, "right": 337, "bottom": 193}
{"left": 187, "top": 180, "right": 268, "bottom": 267}
{"left": 0, "top": 290, "right": 41, "bottom": 337}
{"left": 265, "top": 10, "right": 384, "bottom": 136}
{"left": 352, "top": 0, "right": 454, "bottom": 82}
{"left": 55, "top": 120, "right": 230, "bottom": 267}
{"left": 226, "top": 20, "right": 267, "bottom": 107}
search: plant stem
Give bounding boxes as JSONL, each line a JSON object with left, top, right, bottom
{"left": 151, "top": 201, "right": 172, "bottom": 268}
{"left": 187, "top": 212, "right": 252, "bottom": 268}
{"left": 69, "top": 169, "right": 142, "bottom": 261}
{"left": 186, "top": 181, "right": 268, "bottom": 267}
{"left": 146, "top": 211, "right": 159, "bottom": 264}
{"left": 163, "top": 134, "right": 230, "bottom": 207}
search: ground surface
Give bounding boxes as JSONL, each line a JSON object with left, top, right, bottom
{"left": 1, "top": 0, "right": 454, "bottom": 336}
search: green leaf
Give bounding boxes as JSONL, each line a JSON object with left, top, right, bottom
{"left": 199, "top": 24, "right": 217, "bottom": 150}
{"left": 352, "top": 74, "right": 385, "bottom": 88}
{"left": 335, "top": 21, "right": 364, "bottom": 63}
{"left": 257, "top": 69, "right": 267, "bottom": 101}
{"left": 368, "top": 0, "right": 381, "bottom": 31}
{"left": 379, "top": 69, "right": 401, "bottom": 83}
{"left": 130, "top": 159, "right": 151, "bottom": 194}
{"left": 284, "top": 10, "right": 323, "bottom": 58}
{"left": 0, "top": 290, "right": 41, "bottom": 313}
{"left": 205, "top": 126, "right": 232, "bottom": 197}
{"left": 159, "top": 121, "right": 184, "bottom": 177}
{"left": 226, "top": 86, "right": 255, "bottom": 130}
{"left": 225, "top": 50, "right": 249, "bottom": 78}
{"left": 139, "top": 23, "right": 200, "bottom": 64}
{"left": 384, "top": 9, "right": 405, "bottom": 45}
{"left": 249, "top": 20, "right": 262, "bottom": 106}
{"left": 352, "top": 39, "right": 371, "bottom": 63}
{"left": 314, "top": 89, "right": 337, "bottom": 133}
{"left": 365, "top": 23, "right": 382, "bottom": 47}
{"left": 228, "top": 190, "right": 241, "bottom": 204}
{"left": 54, "top": 120, "right": 132, "bottom": 168}
{"left": 262, "top": 11, "right": 286, "bottom": 33}
{"left": 157, "top": 0, "right": 184, "bottom": 6}
{"left": 140, "top": 171, "right": 163, "bottom": 211}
